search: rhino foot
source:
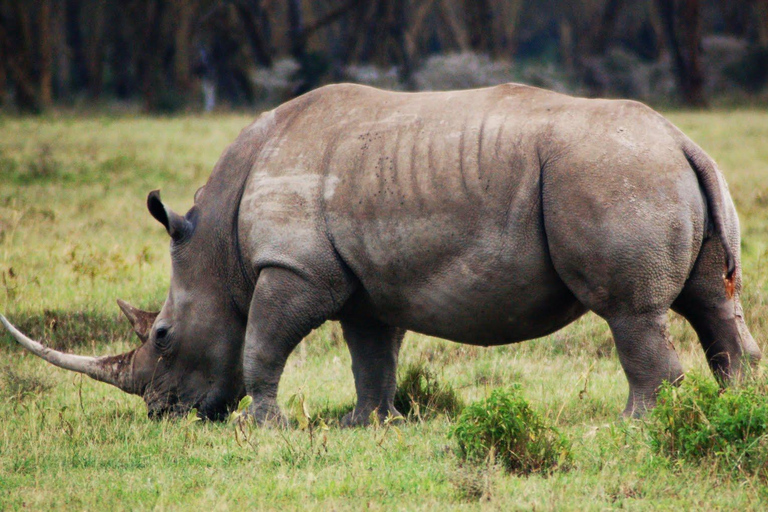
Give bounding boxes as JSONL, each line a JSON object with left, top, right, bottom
{"left": 341, "top": 405, "right": 403, "bottom": 428}
{"left": 247, "top": 400, "right": 289, "bottom": 428}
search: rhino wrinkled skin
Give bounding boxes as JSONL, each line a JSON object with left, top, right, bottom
{"left": 4, "top": 83, "right": 761, "bottom": 423}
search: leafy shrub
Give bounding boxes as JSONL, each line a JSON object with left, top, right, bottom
{"left": 648, "top": 373, "right": 768, "bottom": 477}
{"left": 452, "top": 387, "right": 571, "bottom": 474}
{"left": 394, "top": 361, "right": 463, "bottom": 419}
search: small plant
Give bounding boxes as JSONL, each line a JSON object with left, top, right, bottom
{"left": 394, "top": 361, "right": 463, "bottom": 419}
{"left": 452, "top": 387, "right": 572, "bottom": 475}
{"left": 229, "top": 395, "right": 256, "bottom": 448}
{"left": 647, "top": 372, "right": 768, "bottom": 477}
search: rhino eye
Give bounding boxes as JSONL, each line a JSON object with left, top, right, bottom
{"left": 154, "top": 326, "right": 170, "bottom": 349}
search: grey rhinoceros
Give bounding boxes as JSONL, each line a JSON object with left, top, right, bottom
{"left": 2, "top": 83, "right": 761, "bottom": 423}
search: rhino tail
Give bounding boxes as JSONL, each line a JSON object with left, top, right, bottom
{"left": 680, "top": 139, "right": 736, "bottom": 298}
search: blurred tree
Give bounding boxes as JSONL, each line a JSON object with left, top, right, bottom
{"left": 491, "top": 0, "right": 524, "bottom": 57}
{"left": 127, "top": 0, "right": 169, "bottom": 111}
{"left": 172, "top": 0, "right": 197, "bottom": 95}
{"left": 0, "top": 0, "right": 766, "bottom": 111}
{"left": 38, "top": 0, "right": 53, "bottom": 106}
{"left": 655, "top": 0, "right": 707, "bottom": 106}
{"left": 234, "top": 0, "right": 274, "bottom": 68}
{"left": 0, "top": 0, "right": 52, "bottom": 111}
{"left": 84, "top": 0, "right": 106, "bottom": 98}
{"left": 593, "top": 0, "right": 623, "bottom": 54}
{"left": 755, "top": 0, "right": 768, "bottom": 45}
{"left": 465, "top": 0, "right": 495, "bottom": 55}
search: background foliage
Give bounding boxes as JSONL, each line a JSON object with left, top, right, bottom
{"left": 1, "top": 0, "right": 768, "bottom": 113}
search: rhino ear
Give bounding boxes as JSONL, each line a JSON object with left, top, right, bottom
{"left": 147, "top": 190, "right": 193, "bottom": 242}
{"left": 117, "top": 299, "right": 159, "bottom": 343}
{"left": 194, "top": 185, "right": 205, "bottom": 203}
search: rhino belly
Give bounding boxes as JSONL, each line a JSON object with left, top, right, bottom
{"left": 376, "top": 264, "right": 584, "bottom": 346}
{"left": 333, "top": 216, "right": 587, "bottom": 346}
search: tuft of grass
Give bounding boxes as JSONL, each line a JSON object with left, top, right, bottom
{"left": 449, "top": 462, "right": 499, "bottom": 502}
{"left": 452, "top": 387, "right": 572, "bottom": 475}
{"left": 394, "top": 361, "right": 464, "bottom": 419}
{"left": 647, "top": 372, "right": 768, "bottom": 477}
{"left": 313, "top": 400, "right": 355, "bottom": 425}
{"left": 0, "top": 364, "right": 55, "bottom": 400}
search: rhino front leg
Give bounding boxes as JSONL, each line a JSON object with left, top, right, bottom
{"left": 244, "top": 267, "right": 351, "bottom": 426}
{"left": 340, "top": 318, "right": 405, "bottom": 427}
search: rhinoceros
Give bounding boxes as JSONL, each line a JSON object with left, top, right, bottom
{"left": 2, "top": 83, "right": 761, "bottom": 423}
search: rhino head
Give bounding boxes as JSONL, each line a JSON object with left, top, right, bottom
{"left": 1, "top": 190, "right": 247, "bottom": 420}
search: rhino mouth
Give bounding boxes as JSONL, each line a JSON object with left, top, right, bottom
{"left": 144, "top": 389, "right": 235, "bottom": 421}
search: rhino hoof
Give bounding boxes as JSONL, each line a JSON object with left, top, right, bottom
{"left": 247, "top": 403, "right": 288, "bottom": 428}
{"left": 341, "top": 406, "right": 403, "bottom": 428}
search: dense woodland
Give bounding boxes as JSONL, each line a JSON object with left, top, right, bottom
{"left": 1, "top": 0, "right": 767, "bottom": 112}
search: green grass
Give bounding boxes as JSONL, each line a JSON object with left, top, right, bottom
{"left": 1, "top": 109, "right": 768, "bottom": 510}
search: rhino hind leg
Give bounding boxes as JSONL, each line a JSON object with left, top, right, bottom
{"left": 672, "top": 238, "right": 762, "bottom": 382}
{"left": 339, "top": 319, "right": 405, "bottom": 427}
{"left": 605, "top": 311, "right": 684, "bottom": 417}
{"left": 243, "top": 267, "right": 353, "bottom": 426}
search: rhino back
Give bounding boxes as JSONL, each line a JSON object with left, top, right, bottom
{"left": 238, "top": 84, "right": 585, "bottom": 344}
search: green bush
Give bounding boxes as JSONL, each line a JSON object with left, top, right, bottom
{"left": 648, "top": 373, "right": 768, "bottom": 477}
{"left": 394, "top": 361, "right": 463, "bottom": 419}
{"left": 451, "top": 387, "right": 571, "bottom": 474}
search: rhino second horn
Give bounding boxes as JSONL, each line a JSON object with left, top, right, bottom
{"left": 117, "top": 299, "right": 158, "bottom": 343}
{"left": 0, "top": 314, "right": 137, "bottom": 394}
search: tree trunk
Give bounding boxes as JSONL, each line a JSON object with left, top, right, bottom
{"left": 392, "top": 0, "right": 415, "bottom": 90}
{"left": 235, "top": 0, "right": 273, "bottom": 68}
{"left": 0, "top": 59, "right": 5, "bottom": 106}
{"left": 0, "top": 21, "right": 6, "bottom": 106}
{"left": 755, "top": 0, "right": 768, "bottom": 46}
{"left": 593, "top": 0, "right": 623, "bottom": 55}
{"left": 287, "top": 0, "right": 306, "bottom": 62}
{"left": 338, "top": 2, "right": 371, "bottom": 65}
{"left": 172, "top": 0, "right": 195, "bottom": 94}
{"left": 66, "top": 0, "right": 87, "bottom": 93}
{"left": 51, "top": 0, "right": 70, "bottom": 100}
{"left": 492, "top": 0, "right": 523, "bottom": 57}
{"left": 559, "top": 18, "right": 574, "bottom": 72}
{"left": 37, "top": 0, "right": 53, "bottom": 107}
{"left": 655, "top": 0, "right": 707, "bottom": 107}
{"left": 464, "top": 0, "right": 494, "bottom": 55}
{"left": 84, "top": 0, "right": 105, "bottom": 98}
{"left": 133, "top": 0, "right": 168, "bottom": 111}
{"left": 110, "top": 5, "right": 133, "bottom": 99}
{"left": 0, "top": 1, "right": 41, "bottom": 111}
{"left": 436, "top": 0, "right": 470, "bottom": 52}
{"left": 405, "top": 0, "right": 438, "bottom": 56}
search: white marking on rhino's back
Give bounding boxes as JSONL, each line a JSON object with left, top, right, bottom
{"left": 246, "top": 171, "right": 322, "bottom": 202}
{"left": 244, "top": 109, "right": 276, "bottom": 137}
{"left": 323, "top": 175, "right": 340, "bottom": 201}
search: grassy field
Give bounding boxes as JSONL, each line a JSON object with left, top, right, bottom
{"left": 1, "top": 109, "right": 768, "bottom": 510}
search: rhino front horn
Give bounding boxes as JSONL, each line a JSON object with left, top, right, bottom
{"left": 0, "top": 314, "right": 138, "bottom": 395}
